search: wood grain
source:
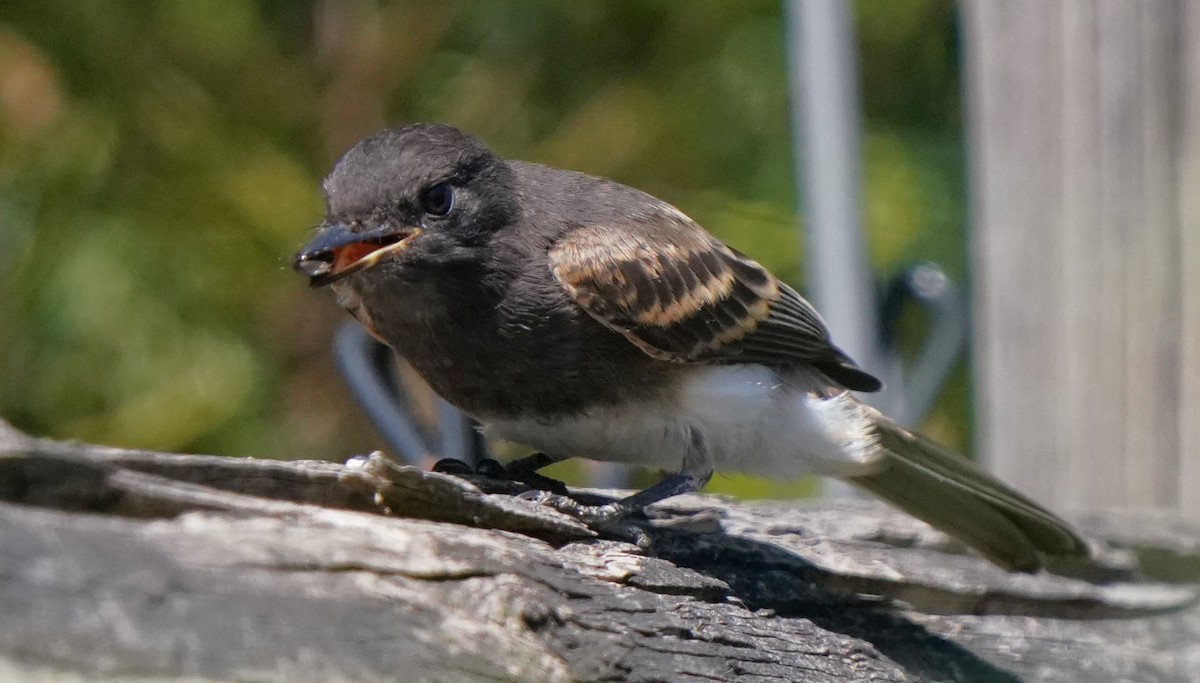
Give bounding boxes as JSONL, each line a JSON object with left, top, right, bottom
{"left": 1, "top": 420, "right": 1197, "bottom": 682}
{"left": 964, "top": 0, "right": 1198, "bottom": 509}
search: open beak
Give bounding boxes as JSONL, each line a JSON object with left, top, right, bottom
{"left": 293, "top": 223, "right": 422, "bottom": 287}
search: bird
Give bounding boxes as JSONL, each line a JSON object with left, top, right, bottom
{"left": 294, "top": 122, "right": 1088, "bottom": 572}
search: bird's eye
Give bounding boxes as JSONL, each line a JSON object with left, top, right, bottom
{"left": 420, "top": 182, "right": 454, "bottom": 217}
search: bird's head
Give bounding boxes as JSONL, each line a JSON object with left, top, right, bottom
{"left": 294, "top": 123, "right": 517, "bottom": 288}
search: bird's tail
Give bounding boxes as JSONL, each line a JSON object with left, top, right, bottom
{"left": 836, "top": 401, "right": 1089, "bottom": 573}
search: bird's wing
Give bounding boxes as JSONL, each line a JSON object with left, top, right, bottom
{"left": 548, "top": 215, "right": 881, "bottom": 391}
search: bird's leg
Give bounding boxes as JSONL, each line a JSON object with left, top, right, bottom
{"left": 433, "top": 452, "right": 568, "bottom": 494}
{"left": 614, "top": 468, "right": 714, "bottom": 515}
{"left": 526, "top": 432, "right": 713, "bottom": 545}
{"left": 495, "top": 451, "right": 560, "bottom": 476}
{"left": 479, "top": 452, "right": 569, "bottom": 494}
{"left": 533, "top": 468, "right": 713, "bottom": 522}
{"left": 522, "top": 467, "right": 712, "bottom": 548}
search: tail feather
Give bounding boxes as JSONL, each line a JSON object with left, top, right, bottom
{"left": 844, "top": 408, "right": 1088, "bottom": 573}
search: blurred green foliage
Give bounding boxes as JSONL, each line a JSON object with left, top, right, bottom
{"left": 0, "top": 0, "right": 966, "bottom": 493}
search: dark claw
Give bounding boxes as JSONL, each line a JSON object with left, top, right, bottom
{"left": 432, "top": 458, "right": 474, "bottom": 475}
{"left": 477, "top": 458, "right": 569, "bottom": 495}
{"left": 432, "top": 457, "right": 568, "bottom": 495}
{"left": 475, "top": 458, "right": 507, "bottom": 478}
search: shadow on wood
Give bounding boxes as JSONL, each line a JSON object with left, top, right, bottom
{"left": 1, "top": 419, "right": 1197, "bottom": 682}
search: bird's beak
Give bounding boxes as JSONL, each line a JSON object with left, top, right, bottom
{"left": 293, "top": 222, "right": 423, "bottom": 288}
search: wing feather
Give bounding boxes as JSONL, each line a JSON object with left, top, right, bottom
{"left": 548, "top": 213, "right": 882, "bottom": 392}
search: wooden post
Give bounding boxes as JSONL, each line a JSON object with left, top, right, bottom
{"left": 964, "top": 0, "right": 1200, "bottom": 513}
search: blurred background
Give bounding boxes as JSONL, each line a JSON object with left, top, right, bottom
{"left": 0, "top": 0, "right": 967, "bottom": 499}
{"left": 3, "top": 0, "right": 1197, "bottom": 512}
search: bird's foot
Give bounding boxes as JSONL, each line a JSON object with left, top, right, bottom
{"left": 433, "top": 457, "right": 647, "bottom": 545}
{"left": 432, "top": 457, "right": 569, "bottom": 495}
{"left": 516, "top": 490, "right": 650, "bottom": 547}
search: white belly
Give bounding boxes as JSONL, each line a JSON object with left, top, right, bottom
{"left": 480, "top": 365, "right": 879, "bottom": 479}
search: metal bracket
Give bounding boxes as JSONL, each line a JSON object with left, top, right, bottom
{"left": 333, "top": 323, "right": 486, "bottom": 466}
{"left": 877, "top": 262, "right": 969, "bottom": 427}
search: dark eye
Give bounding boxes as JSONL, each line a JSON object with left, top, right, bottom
{"left": 420, "top": 182, "right": 454, "bottom": 216}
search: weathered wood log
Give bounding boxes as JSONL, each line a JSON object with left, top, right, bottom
{"left": 1, "top": 419, "right": 1197, "bottom": 682}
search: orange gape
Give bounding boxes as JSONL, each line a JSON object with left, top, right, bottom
{"left": 334, "top": 242, "right": 382, "bottom": 272}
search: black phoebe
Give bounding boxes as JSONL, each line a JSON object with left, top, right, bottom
{"left": 295, "top": 122, "right": 1087, "bottom": 572}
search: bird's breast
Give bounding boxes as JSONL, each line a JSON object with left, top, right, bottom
{"left": 347, "top": 269, "right": 672, "bottom": 418}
